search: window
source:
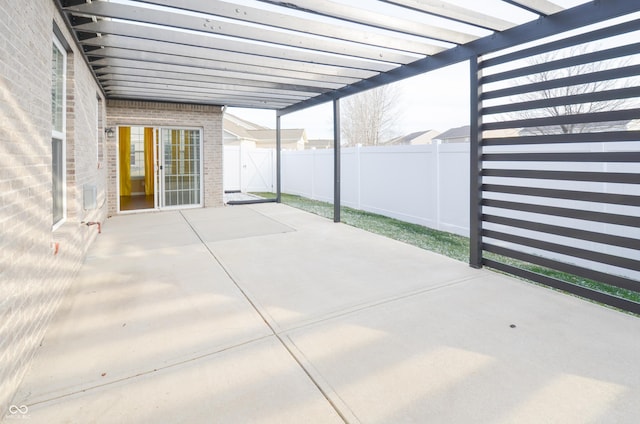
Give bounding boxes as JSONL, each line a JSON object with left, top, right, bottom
{"left": 51, "top": 35, "right": 66, "bottom": 229}
{"left": 130, "top": 126, "right": 145, "bottom": 177}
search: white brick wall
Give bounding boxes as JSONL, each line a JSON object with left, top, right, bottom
{"left": 0, "top": 0, "right": 108, "bottom": 416}
{"left": 105, "top": 100, "right": 224, "bottom": 215}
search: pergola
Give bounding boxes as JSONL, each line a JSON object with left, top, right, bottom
{"left": 57, "top": 0, "right": 640, "bottom": 313}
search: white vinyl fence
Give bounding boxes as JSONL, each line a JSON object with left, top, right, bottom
{"left": 281, "top": 144, "right": 470, "bottom": 236}
{"left": 224, "top": 143, "right": 481, "bottom": 236}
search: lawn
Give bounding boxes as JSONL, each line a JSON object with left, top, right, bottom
{"left": 254, "top": 192, "right": 640, "bottom": 306}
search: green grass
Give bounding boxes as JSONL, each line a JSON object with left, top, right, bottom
{"left": 254, "top": 192, "right": 640, "bottom": 307}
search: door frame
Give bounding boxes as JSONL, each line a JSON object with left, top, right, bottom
{"left": 157, "top": 126, "right": 204, "bottom": 210}
{"left": 116, "top": 125, "right": 204, "bottom": 213}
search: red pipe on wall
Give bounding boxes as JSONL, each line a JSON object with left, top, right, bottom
{"left": 84, "top": 221, "right": 102, "bottom": 234}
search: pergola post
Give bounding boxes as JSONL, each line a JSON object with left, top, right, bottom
{"left": 333, "top": 98, "right": 341, "bottom": 223}
{"left": 469, "top": 56, "right": 483, "bottom": 269}
{"left": 276, "top": 114, "right": 282, "bottom": 203}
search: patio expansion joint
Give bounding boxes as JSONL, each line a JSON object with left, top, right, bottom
{"left": 281, "top": 333, "right": 363, "bottom": 424}
{"left": 247, "top": 203, "right": 300, "bottom": 231}
{"left": 23, "top": 334, "right": 275, "bottom": 408}
{"left": 278, "top": 274, "right": 482, "bottom": 335}
{"left": 179, "top": 211, "right": 351, "bottom": 424}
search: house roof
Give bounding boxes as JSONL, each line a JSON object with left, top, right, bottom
{"left": 226, "top": 113, "right": 270, "bottom": 131}
{"left": 436, "top": 120, "right": 636, "bottom": 141}
{"left": 224, "top": 113, "right": 306, "bottom": 144}
{"left": 54, "top": 0, "right": 636, "bottom": 114}
{"left": 224, "top": 113, "right": 269, "bottom": 140}
{"left": 435, "top": 125, "right": 470, "bottom": 141}
{"left": 385, "top": 130, "right": 438, "bottom": 145}
{"left": 251, "top": 129, "right": 306, "bottom": 144}
{"left": 518, "top": 119, "right": 633, "bottom": 135}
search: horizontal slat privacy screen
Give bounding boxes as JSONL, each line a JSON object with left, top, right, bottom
{"left": 474, "top": 14, "right": 640, "bottom": 313}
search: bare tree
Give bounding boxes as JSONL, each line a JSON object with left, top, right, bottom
{"left": 341, "top": 84, "right": 401, "bottom": 146}
{"left": 512, "top": 44, "right": 636, "bottom": 135}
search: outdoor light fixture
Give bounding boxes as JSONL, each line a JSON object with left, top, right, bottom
{"left": 105, "top": 127, "right": 115, "bottom": 138}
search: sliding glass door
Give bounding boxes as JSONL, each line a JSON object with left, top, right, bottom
{"left": 118, "top": 126, "right": 202, "bottom": 211}
{"left": 159, "top": 128, "right": 202, "bottom": 208}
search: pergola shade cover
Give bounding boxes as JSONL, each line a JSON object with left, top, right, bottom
{"left": 59, "top": 0, "right": 614, "bottom": 112}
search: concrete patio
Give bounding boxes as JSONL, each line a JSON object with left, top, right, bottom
{"left": 6, "top": 203, "right": 640, "bottom": 423}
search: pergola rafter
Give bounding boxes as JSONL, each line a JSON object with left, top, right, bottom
{"left": 59, "top": 0, "right": 599, "bottom": 110}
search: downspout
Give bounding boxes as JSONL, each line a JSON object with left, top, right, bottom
{"left": 276, "top": 115, "right": 282, "bottom": 203}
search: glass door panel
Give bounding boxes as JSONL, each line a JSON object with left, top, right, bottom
{"left": 118, "top": 126, "right": 156, "bottom": 212}
{"left": 160, "top": 128, "right": 201, "bottom": 207}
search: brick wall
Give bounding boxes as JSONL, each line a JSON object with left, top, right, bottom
{"left": 0, "top": 0, "right": 108, "bottom": 416}
{"left": 105, "top": 100, "right": 224, "bottom": 215}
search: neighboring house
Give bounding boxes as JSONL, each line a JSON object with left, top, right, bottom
{"left": 434, "top": 125, "right": 520, "bottom": 143}
{"left": 385, "top": 130, "right": 440, "bottom": 145}
{"left": 434, "top": 118, "right": 640, "bottom": 144}
{"left": 437, "top": 118, "right": 640, "bottom": 142}
{"left": 520, "top": 119, "right": 635, "bottom": 135}
{"left": 484, "top": 128, "right": 522, "bottom": 139}
{"left": 307, "top": 139, "right": 334, "bottom": 149}
{"left": 433, "top": 125, "right": 471, "bottom": 143}
{"left": 223, "top": 113, "right": 268, "bottom": 149}
{"left": 224, "top": 113, "right": 307, "bottom": 150}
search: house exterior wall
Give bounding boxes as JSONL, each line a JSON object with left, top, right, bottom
{"left": 105, "top": 100, "right": 224, "bottom": 215}
{"left": 0, "top": 0, "right": 108, "bottom": 416}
